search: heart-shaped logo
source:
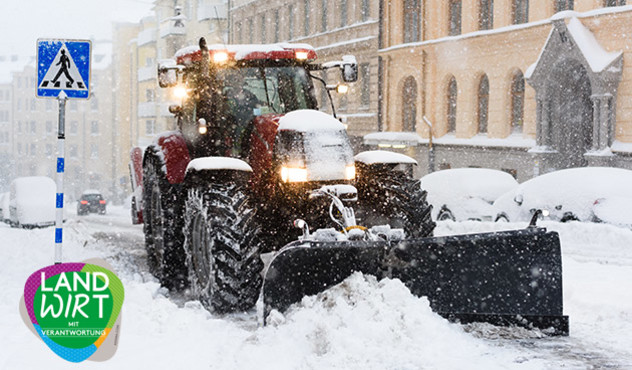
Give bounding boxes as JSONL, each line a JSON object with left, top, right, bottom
{"left": 20, "top": 259, "right": 124, "bottom": 362}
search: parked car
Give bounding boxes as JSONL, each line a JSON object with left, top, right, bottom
{"left": 8, "top": 176, "right": 56, "bottom": 228}
{"left": 77, "top": 190, "right": 107, "bottom": 215}
{"left": 420, "top": 168, "right": 519, "bottom": 221}
{"left": 0, "top": 192, "right": 9, "bottom": 222}
{"left": 593, "top": 196, "right": 632, "bottom": 229}
{"left": 494, "top": 167, "right": 632, "bottom": 223}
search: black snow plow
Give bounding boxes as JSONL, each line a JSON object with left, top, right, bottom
{"left": 262, "top": 226, "right": 568, "bottom": 335}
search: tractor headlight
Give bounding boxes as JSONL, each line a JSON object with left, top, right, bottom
{"left": 281, "top": 166, "right": 308, "bottom": 183}
{"left": 344, "top": 164, "right": 356, "bottom": 180}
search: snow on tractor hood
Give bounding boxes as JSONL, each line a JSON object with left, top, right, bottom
{"left": 278, "top": 110, "right": 346, "bottom": 133}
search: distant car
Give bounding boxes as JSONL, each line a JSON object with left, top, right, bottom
{"left": 0, "top": 192, "right": 9, "bottom": 222}
{"left": 420, "top": 168, "right": 519, "bottom": 221}
{"left": 8, "top": 176, "right": 56, "bottom": 228}
{"left": 77, "top": 190, "right": 107, "bottom": 215}
{"left": 494, "top": 167, "right": 632, "bottom": 223}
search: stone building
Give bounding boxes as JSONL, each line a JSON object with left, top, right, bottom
{"left": 379, "top": 1, "right": 632, "bottom": 181}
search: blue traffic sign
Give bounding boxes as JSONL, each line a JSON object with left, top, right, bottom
{"left": 36, "top": 39, "right": 91, "bottom": 99}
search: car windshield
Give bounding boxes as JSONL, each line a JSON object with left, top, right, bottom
{"left": 217, "top": 66, "right": 316, "bottom": 116}
{"left": 82, "top": 194, "right": 103, "bottom": 201}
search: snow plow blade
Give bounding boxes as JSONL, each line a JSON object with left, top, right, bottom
{"left": 262, "top": 228, "right": 569, "bottom": 335}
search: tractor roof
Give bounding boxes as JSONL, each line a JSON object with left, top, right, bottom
{"left": 174, "top": 43, "right": 317, "bottom": 65}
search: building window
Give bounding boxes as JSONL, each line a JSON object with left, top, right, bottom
{"left": 477, "top": 74, "right": 489, "bottom": 134}
{"left": 479, "top": 0, "right": 493, "bottom": 30}
{"left": 146, "top": 89, "right": 155, "bottom": 102}
{"left": 511, "top": 70, "right": 525, "bottom": 133}
{"left": 17, "top": 99, "right": 21, "bottom": 111}
{"left": 361, "top": 0, "right": 370, "bottom": 21}
{"left": 360, "top": 63, "right": 371, "bottom": 107}
{"left": 274, "top": 10, "right": 280, "bottom": 42}
{"left": 91, "top": 121, "right": 99, "bottom": 135}
{"left": 449, "top": 0, "right": 462, "bottom": 36}
{"left": 402, "top": 76, "right": 417, "bottom": 131}
{"left": 30, "top": 143, "right": 36, "bottom": 156}
{"left": 248, "top": 18, "right": 254, "bottom": 43}
{"left": 146, "top": 120, "right": 155, "bottom": 135}
{"left": 70, "top": 145, "right": 78, "bottom": 158}
{"left": 513, "top": 0, "right": 529, "bottom": 24}
{"left": 447, "top": 76, "right": 457, "bottom": 133}
{"left": 30, "top": 121, "right": 36, "bottom": 134}
{"left": 304, "top": 0, "right": 311, "bottom": 36}
{"left": 18, "top": 143, "right": 22, "bottom": 154}
{"left": 321, "top": 0, "right": 328, "bottom": 32}
{"left": 404, "top": 0, "right": 421, "bottom": 43}
{"left": 555, "top": 0, "right": 573, "bottom": 11}
{"left": 604, "top": 0, "right": 625, "bottom": 6}
{"left": 260, "top": 14, "right": 267, "bottom": 43}
{"left": 340, "top": 0, "right": 347, "bottom": 27}
{"left": 18, "top": 121, "right": 21, "bottom": 132}
{"left": 288, "top": 6, "right": 294, "bottom": 39}
{"left": 90, "top": 144, "right": 99, "bottom": 159}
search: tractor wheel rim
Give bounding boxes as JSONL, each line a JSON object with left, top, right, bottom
{"left": 191, "top": 212, "right": 211, "bottom": 288}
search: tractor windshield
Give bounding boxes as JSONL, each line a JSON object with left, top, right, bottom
{"left": 217, "top": 66, "right": 317, "bottom": 118}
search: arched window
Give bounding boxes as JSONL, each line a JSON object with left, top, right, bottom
{"left": 402, "top": 77, "right": 417, "bottom": 131}
{"left": 478, "top": 74, "right": 489, "bottom": 134}
{"left": 511, "top": 71, "right": 525, "bottom": 133}
{"left": 404, "top": 0, "right": 421, "bottom": 43}
{"left": 479, "top": 0, "right": 493, "bottom": 30}
{"left": 447, "top": 76, "right": 457, "bottom": 133}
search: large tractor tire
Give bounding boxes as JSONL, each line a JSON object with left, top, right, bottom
{"left": 142, "top": 154, "right": 188, "bottom": 289}
{"left": 357, "top": 167, "right": 435, "bottom": 239}
{"left": 183, "top": 180, "right": 263, "bottom": 313}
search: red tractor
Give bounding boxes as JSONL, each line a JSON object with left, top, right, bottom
{"left": 130, "top": 38, "right": 568, "bottom": 335}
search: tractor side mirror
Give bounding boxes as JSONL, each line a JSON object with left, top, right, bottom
{"left": 341, "top": 55, "right": 358, "bottom": 83}
{"left": 157, "top": 59, "right": 181, "bottom": 88}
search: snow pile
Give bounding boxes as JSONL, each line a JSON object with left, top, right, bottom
{"left": 259, "top": 272, "right": 545, "bottom": 369}
{"left": 9, "top": 176, "right": 56, "bottom": 225}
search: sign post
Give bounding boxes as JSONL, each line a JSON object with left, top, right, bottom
{"left": 36, "top": 39, "right": 91, "bottom": 264}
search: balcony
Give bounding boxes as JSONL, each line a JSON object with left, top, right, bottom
{"left": 160, "top": 24, "right": 186, "bottom": 38}
{"left": 138, "top": 66, "right": 155, "bottom": 82}
{"left": 138, "top": 102, "right": 157, "bottom": 118}
{"left": 137, "top": 28, "right": 157, "bottom": 46}
{"left": 197, "top": 3, "right": 227, "bottom": 20}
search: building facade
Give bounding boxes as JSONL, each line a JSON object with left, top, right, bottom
{"left": 379, "top": 0, "right": 632, "bottom": 181}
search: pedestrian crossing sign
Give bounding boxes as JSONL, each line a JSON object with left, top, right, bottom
{"left": 37, "top": 39, "right": 91, "bottom": 99}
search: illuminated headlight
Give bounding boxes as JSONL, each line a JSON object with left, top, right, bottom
{"left": 281, "top": 166, "right": 308, "bottom": 183}
{"left": 345, "top": 164, "right": 356, "bottom": 180}
{"left": 213, "top": 51, "right": 229, "bottom": 63}
{"left": 336, "top": 84, "right": 349, "bottom": 94}
{"left": 295, "top": 51, "right": 309, "bottom": 60}
{"left": 173, "top": 86, "right": 188, "bottom": 99}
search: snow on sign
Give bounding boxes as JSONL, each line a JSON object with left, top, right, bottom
{"left": 36, "top": 39, "right": 91, "bottom": 99}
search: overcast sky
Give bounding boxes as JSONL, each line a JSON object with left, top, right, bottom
{"left": 1, "top": 0, "right": 155, "bottom": 57}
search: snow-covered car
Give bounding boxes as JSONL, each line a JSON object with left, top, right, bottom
{"left": 77, "top": 189, "right": 107, "bottom": 215}
{"left": 0, "top": 192, "right": 9, "bottom": 222}
{"left": 494, "top": 167, "right": 632, "bottom": 223}
{"left": 8, "top": 176, "right": 56, "bottom": 228}
{"left": 593, "top": 196, "right": 632, "bottom": 229}
{"left": 419, "top": 168, "right": 519, "bottom": 221}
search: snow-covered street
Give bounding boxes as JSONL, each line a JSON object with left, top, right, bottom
{"left": 1, "top": 206, "right": 631, "bottom": 369}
